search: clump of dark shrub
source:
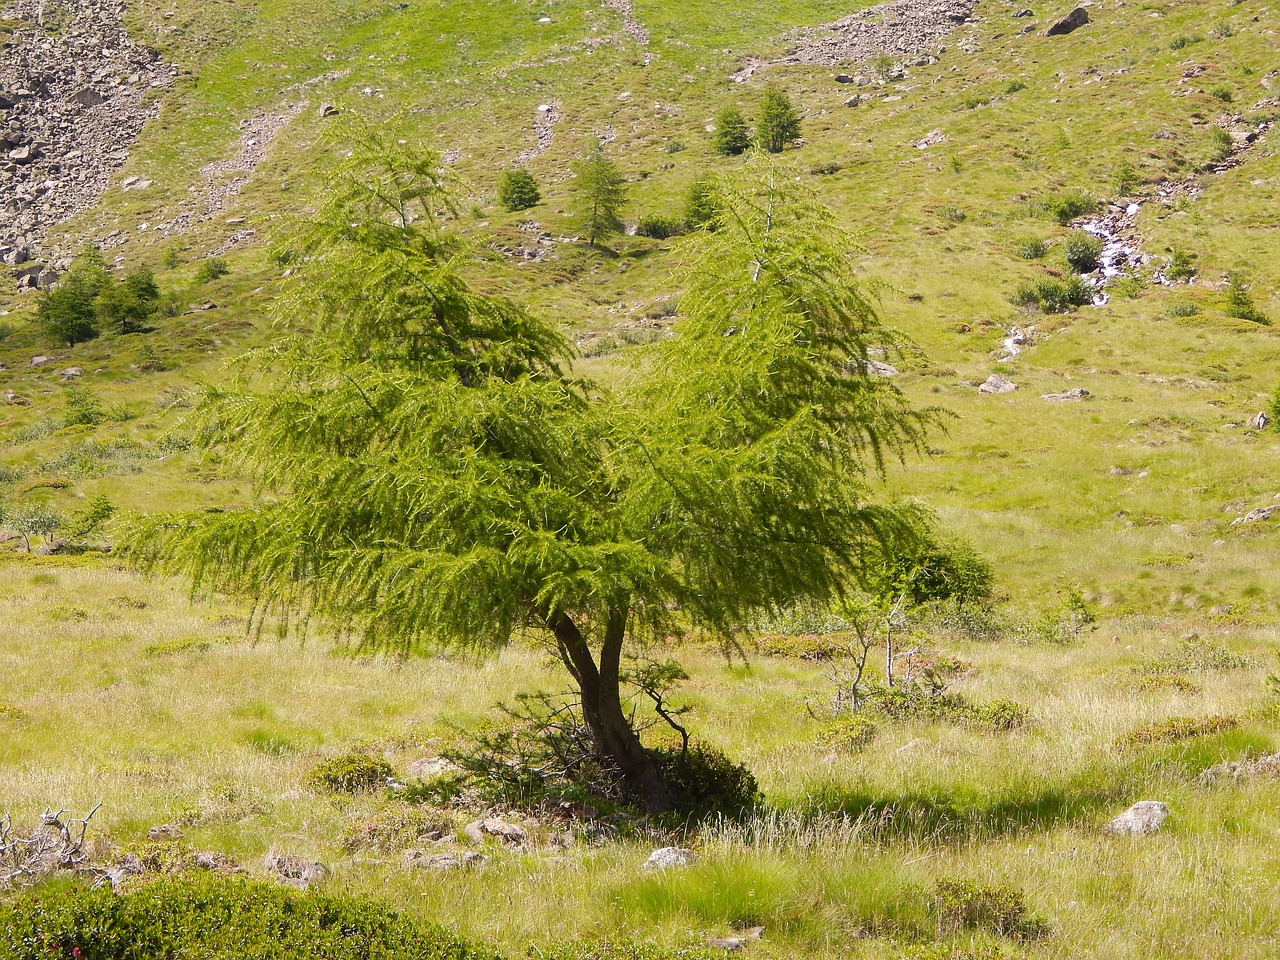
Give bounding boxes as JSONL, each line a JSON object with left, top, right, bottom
{"left": 1223, "top": 272, "right": 1269, "bottom": 324}
{"left": 497, "top": 168, "right": 541, "bottom": 212}
{"left": 634, "top": 216, "right": 686, "bottom": 240}
{"left": 1118, "top": 714, "right": 1239, "bottom": 748}
{"left": 933, "top": 878, "right": 1050, "bottom": 940}
{"left": 0, "top": 874, "right": 492, "bottom": 960}
{"left": 1063, "top": 230, "right": 1104, "bottom": 273}
{"left": 304, "top": 753, "right": 395, "bottom": 793}
{"left": 1009, "top": 275, "right": 1091, "bottom": 313}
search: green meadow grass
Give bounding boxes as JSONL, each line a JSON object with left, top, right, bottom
{"left": 6, "top": 0, "right": 1280, "bottom": 955}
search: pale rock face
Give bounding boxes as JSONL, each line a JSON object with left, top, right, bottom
{"left": 1106, "top": 800, "right": 1169, "bottom": 836}
{"left": 643, "top": 846, "right": 697, "bottom": 870}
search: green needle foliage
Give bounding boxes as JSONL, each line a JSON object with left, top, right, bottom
{"left": 712, "top": 107, "right": 752, "bottom": 156}
{"left": 756, "top": 86, "right": 801, "bottom": 154}
{"left": 569, "top": 141, "right": 628, "bottom": 248}
{"left": 124, "top": 134, "right": 937, "bottom": 813}
{"left": 496, "top": 167, "right": 541, "bottom": 212}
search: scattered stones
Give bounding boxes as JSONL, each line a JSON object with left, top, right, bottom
{"left": 642, "top": 846, "right": 697, "bottom": 870}
{"left": 1233, "top": 506, "right": 1280, "bottom": 525}
{"left": 516, "top": 99, "right": 560, "bottom": 164}
{"left": 0, "top": 0, "right": 179, "bottom": 260}
{"left": 731, "top": 0, "right": 974, "bottom": 81}
{"left": 708, "top": 927, "right": 765, "bottom": 951}
{"left": 404, "top": 850, "right": 484, "bottom": 870}
{"left": 1105, "top": 800, "right": 1168, "bottom": 836}
{"left": 463, "top": 818, "right": 527, "bottom": 845}
{"left": 263, "top": 853, "right": 330, "bottom": 889}
{"left": 1046, "top": 6, "right": 1090, "bottom": 37}
{"left": 912, "top": 128, "right": 947, "bottom": 150}
{"left": 1041, "top": 387, "right": 1089, "bottom": 402}
{"left": 1199, "top": 753, "right": 1280, "bottom": 785}
{"left": 978, "top": 374, "right": 1017, "bottom": 395}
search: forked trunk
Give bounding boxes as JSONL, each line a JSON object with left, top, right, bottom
{"left": 550, "top": 610, "right": 674, "bottom": 814}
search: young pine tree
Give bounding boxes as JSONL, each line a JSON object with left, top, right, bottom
{"left": 496, "top": 168, "right": 541, "bottom": 212}
{"left": 570, "top": 141, "right": 628, "bottom": 248}
{"left": 712, "top": 107, "right": 751, "bottom": 156}
{"left": 757, "top": 86, "right": 801, "bottom": 154}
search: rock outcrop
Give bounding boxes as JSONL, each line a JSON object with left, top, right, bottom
{"left": 0, "top": 0, "right": 178, "bottom": 263}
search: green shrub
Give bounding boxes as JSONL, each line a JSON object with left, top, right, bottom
{"left": 1139, "top": 636, "right": 1253, "bottom": 673}
{"left": 0, "top": 873, "right": 493, "bottom": 960}
{"left": 1010, "top": 275, "right": 1092, "bottom": 313}
{"left": 1118, "top": 714, "right": 1239, "bottom": 747}
{"left": 1165, "top": 300, "right": 1200, "bottom": 318}
{"left": 933, "top": 878, "right": 1049, "bottom": 939}
{"left": 634, "top": 216, "right": 686, "bottom": 240}
{"left": 712, "top": 107, "right": 751, "bottom": 156}
{"left": 496, "top": 168, "right": 541, "bottom": 212}
{"left": 305, "top": 753, "right": 395, "bottom": 793}
{"left": 756, "top": 631, "right": 858, "bottom": 661}
{"left": 194, "top": 257, "right": 230, "bottom": 284}
{"left": 1223, "top": 272, "right": 1269, "bottom": 324}
{"left": 1165, "top": 247, "right": 1197, "bottom": 281}
{"left": 1063, "top": 231, "right": 1104, "bottom": 273}
{"left": 817, "top": 714, "right": 880, "bottom": 751}
{"left": 0, "top": 700, "right": 27, "bottom": 722}
{"left": 685, "top": 177, "right": 720, "bottom": 230}
{"left": 1134, "top": 673, "right": 1202, "bottom": 694}
{"left": 1211, "top": 86, "right": 1233, "bottom": 103}
{"left": 37, "top": 247, "right": 109, "bottom": 346}
{"left": 756, "top": 86, "right": 801, "bottom": 154}
{"left": 967, "top": 698, "right": 1029, "bottom": 731}
{"left": 142, "top": 636, "right": 229, "bottom": 657}
{"left": 1041, "top": 189, "right": 1095, "bottom": 225}
{"left": 654, "top": 740, "right": 761, "bottom": 820}
{"left": 1013, "top": 237, "right": 1047, "bottom": 260}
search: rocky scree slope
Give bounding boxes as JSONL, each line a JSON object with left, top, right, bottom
{"left": 0, "top": 0, "right": 177, "bottom": 279}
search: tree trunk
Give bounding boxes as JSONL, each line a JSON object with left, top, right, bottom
{"left": 550, "top": 610, "right": 674, "bottom": 814}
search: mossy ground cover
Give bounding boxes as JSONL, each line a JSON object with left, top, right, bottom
{"left": 5, "top": 0, "right": 1280, "bottom": 956}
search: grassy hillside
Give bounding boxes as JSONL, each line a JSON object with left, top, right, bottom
{"left": 5, "top": 0, "right": 1280, "bottom": 957}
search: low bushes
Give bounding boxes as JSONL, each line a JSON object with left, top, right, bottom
{"left": 1009, "top": 275, "right": 1092, "bottom": 313}
{"left": 0, "top": 873, "right": 494, "bottom": 960}
{"left": 1118, "top": 714, "right": 1239, "bottom": 748}
{"left": 304, "top": 753, "right": 395, "bottom": 793}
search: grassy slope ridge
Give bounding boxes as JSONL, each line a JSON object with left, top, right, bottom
{"left": 4, "top": 1, "right": 1280, "bottom": 957}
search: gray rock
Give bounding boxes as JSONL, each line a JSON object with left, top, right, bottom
{"left": 1046, "top": 6, "right": 1089, "bottom": 36}
{"left": 318, "top": 102, "right": 340, "bottom": 118}
{"left": 463, "top": 818, "right": 526, "bottom": 845}
{"left": 29, "top": 355, "right": 52, "bottom": 367}
{"left": 1249, "top": 411, "right": 1269, "bottom": 431}
{"left": 263, "top": 853, "right": 330, "bottom": 888}
{"left": 643, "top": 846, "right": 697, "bottom": 870}
{"left": 146, "top": 824, "right": 182, "bottom": 840}
{"left": 1106, "top": 800, "right": 1168, "bottom": 836}
{"left": 59, "top": 367, "right": 84, "bottom": 379}
{"left": 407, "top": 756, "right": 457, "bottom": 778}
{"left": 1041, "top": 387, "right": 1089, "bottom": 402}
{"left": 405, "top": 849, "right": 484, "bottom": 870}
{"left": 978, "top": 374, "right": 1017, "bottom": 395}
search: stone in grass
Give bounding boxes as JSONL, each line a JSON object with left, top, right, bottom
{"left": 1106, "top": 800, "right": 1168, "bottom": 836}
{"left": 405, "top": 849, "right": 484, "bottom": 870}
{"left": 643, "top": 846, "right": 697, "bottom": 870}
{"left": 1046, "top": 6, "right": 1089, "bottom": 36}
{"left": 263, "top": 852, "right": 330, "bottom": 889}
{"left": 1041, "top": 387, "right": 1089, "bottom": 402}
{"left": 978, "top": 374, "right": 1017, "bottom": 395}
{"left": 463, "top": 818, "right": 526, "bottom": 845}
